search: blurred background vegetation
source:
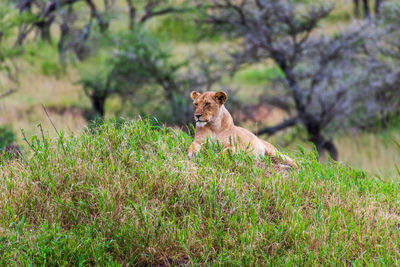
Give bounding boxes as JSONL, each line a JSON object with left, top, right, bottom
{"left": 0, "top": 0, "right": 399, "bottom": 178}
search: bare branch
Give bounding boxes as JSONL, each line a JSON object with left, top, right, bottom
{"left": 140, "top": 6, "right": 189, "bottom": 24}
{"left": 42, "top": 0, "right": 81, "bottom": 17}
{"left": 255, "top": 117, "right": 299, "bottom": 136}
{"left": 126, "top": 0, "right": 136, "bottom": 30}
{"left": 85, "top": 0, "right": 108, "bottom": 31}
{"left": 0, "top": 88, "right": 17, "bottom": 99}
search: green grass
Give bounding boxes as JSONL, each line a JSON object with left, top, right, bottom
{"left": 0, "top": 119, "right": 400, "bottom": 265}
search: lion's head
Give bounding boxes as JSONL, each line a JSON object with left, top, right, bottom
{"left": 190, "top": 91, "right": 227, "bottom": 127}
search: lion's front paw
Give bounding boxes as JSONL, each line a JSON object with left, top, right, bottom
{"left": 188, "top": 149, "right": 199, "bottom": 159}
{"left": 188, "top": 142, "right": 201, "bottom": 159}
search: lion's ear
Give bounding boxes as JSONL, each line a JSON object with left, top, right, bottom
{"left": 191, "top": 91, "right": 200, "bottom": 100}
{"left": 214, "top": 91, "right": 227, "bottom": 105}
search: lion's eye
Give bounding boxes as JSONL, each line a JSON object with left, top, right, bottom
{"left": 204, "top": 102, "right": 210, "bottom": 107}
{"left": 194, "top": 103, "right": 198, "bottom": 107}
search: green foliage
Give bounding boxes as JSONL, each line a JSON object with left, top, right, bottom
{"left": 78, "top": 29, "right": 191, "bottom": 122}
{"left": 109, "top": 30, "right": 180, "bottom": 87}
{"left": 0, "top": 125, "right": 15, "bottom": 150}
{"left": 0, "top": 3, "right": 22, "bottom": 90}
{"left": 153, "top": 14, "right": 198, "bottom": 42}
{"left": 325, "top": 10, "right": 352, "bottom": 23}
{"left": 78, "top": 52, "right": 112, "bottom": 97}
{"left": 78, "top": 29, "right": 166, "bottom": 98}
{"left": 0, "top": 2, "right": 38, "bottom": 92}
{"left": 380, "top": 1, "right": 400, "bottom": 24}
{"left": 41, "top": 60, "right": 63, "bottom": 78}
{"left": 0, "top": 120, "right": 400, "bottom": 265}
{"left": 0, "top": 3, "right": 37, "bottom": 60}
{"left": 153, "top": 12, "right": 222, "bottom": 43}
{"left": 28, "top": 42, "right": 66, "bottom": 78}
{"left": 292, "top": 0, "right": 315, "bottom": 3}
{"left": 234, "top": 65, "right": 284, "bottom": 85}
{"left": 0, "top": 5, "right": 21, "bottom": 58}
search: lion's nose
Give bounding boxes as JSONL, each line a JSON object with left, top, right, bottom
{"left": 195, "top": 114, "right": 201, "bottom": 120}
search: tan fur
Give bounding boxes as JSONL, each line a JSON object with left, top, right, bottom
{"left": 188, "top": 91, "right": 298, "bottom": 169}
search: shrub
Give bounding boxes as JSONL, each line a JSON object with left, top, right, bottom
{"left": 0, "top": 125, "right": 15, "bottom": 150}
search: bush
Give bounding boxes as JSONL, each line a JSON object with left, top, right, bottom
{"left": 153, "top": 12, "right": 223, "bottom": 43}
{"left": 0, "top": 125, "right": 16, "bottom": 150}
{"left": 234, "top": 65, "right": 284, "bottom": 85}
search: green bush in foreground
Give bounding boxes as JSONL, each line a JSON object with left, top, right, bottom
{"left": 0, "top": 119, "right": 400, "bottom": 265}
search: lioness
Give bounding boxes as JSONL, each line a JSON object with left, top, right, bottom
{"left": 188, "top": 91, "right": 298, "bottom": 169}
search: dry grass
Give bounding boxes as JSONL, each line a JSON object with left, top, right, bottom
{"left": 336, "top": 130, "right": 400, "bottom": 179}
{"left": 0, "top": 67, "right": 88, "bottom": 141}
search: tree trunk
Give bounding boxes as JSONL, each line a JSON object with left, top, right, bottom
{"left": 305, "top": 117, "right": 338, "bottom": 161}
{"left": 40, "top": 25, "right": 52, "bottom": 42}
{"left": 255, "top": 117, "right": 299, "bottom": 136}
{"left": 375, "top": 0, "right": 384, "bottom": 14}
{"left": 324, "top": 139, "right": 338, "bottom": 161}
{"left": 362, "top": 0, "right": 370, "bottom": 18}
{"left": 90, "top": 93, "right": 106, "bottom": 118}
{"left": 310, "top": 134, "right": 338, "bottom": 161}
{"left": 37, "top": 15, "right": 55, "bottom": 43}
{"left": 126, "top": 0, "right": 136, "bottom": 30}
{"left": 353, "top": 0, "right": 360, "bottom": 17}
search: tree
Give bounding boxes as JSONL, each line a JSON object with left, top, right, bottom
{"left": 0, "top": 2, "right": 28, "bottom": 158}
{"left": 15, "top": 0, "right": 190, "bottom": 60}
{"left": 79, "top": 30, "right": 227, "bottom": 124}
{"left": 10, "top": 0, "right": 211, "bottom": 123}
{"left": 371, "top": 2, "right": 400, "bottom": 123}
{"left": 205, "top": 0, "right": 397, "bottom": 160}
{"left": 13, "top": 0, "right": 205, "bottom": 122}
{"left": 353, "top": 0, "right": 385, "bottom": 18}
{"left": 0, "top": 2, "right": 30, "bottom": 99}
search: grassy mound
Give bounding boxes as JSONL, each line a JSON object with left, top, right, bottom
{"left": 0, "top": 120, "right": 399, "bottom": 265}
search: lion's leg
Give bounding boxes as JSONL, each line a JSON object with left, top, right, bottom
{"left": 222, "top": 144, "right": 236, "bottom": 154}
{"left": 262, "top": 140, "right": 298, "bottom": 169}
{"left": 279, "top": 154, "right": 298, "bottom": 169}
{"left": 262, "top": 140, "right": 277, "bottom": 157}
{"left": 188, "top": 141, "right": 202, "bottom": 158}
